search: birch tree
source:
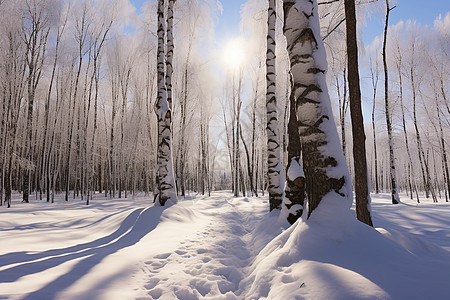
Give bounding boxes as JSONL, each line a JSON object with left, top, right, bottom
{"left": 368, "top": 48, "right": 380, "bottom": 194}
{"left": 282, "top": 75, "right": 305, "bottom": 224}
{"left": 283, "top": 0, "right": 352, "bottom": 217}
{"left": 382, "top": 0, "right": 399, "bottom": 204}
{"left": 155, "top": 0, "right": 177, "bottom": 205}
{"left": 266, "top": 0, "right": 284, "bottom": 211}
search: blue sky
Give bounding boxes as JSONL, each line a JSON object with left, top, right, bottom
{"left": 360, "top": 0, "right": 449, "bottom": 44}
{"left": 130, "top": 0, "right": 449, "bottom": 46}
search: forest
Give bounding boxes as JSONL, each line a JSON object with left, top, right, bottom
{"left": 1, "top": 0, "right": 449, "bottom": 299}
{"left": 0, "top": 0, "right": 448, "bottom": 209}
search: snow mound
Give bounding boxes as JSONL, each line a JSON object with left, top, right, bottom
{"left": 244, "top": 197, "right": 450, "bottom": 300}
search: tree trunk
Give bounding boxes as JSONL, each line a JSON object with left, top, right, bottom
{"left": 235, "top": 78, "right": 242, "bottom": 197}
{"left": 382, "top": 0, "right": 400, "bottom": 204}
{"left": 338, "top": 69, "right": 348, "bottom": 157}
{"left": 22, "top": 2, "right": 51, "bottom": 203}
{"left": 266, "top": 0, "right": 284, "bottom": 210}
{"left": 283, "top": 73, "right": 305, "bottom": 224}
{"left": 410, "top": 65, "right": 436, "bottom": 202}
{"left": 396, "top": 50, "right": 414, "bottom": 200}
{"left": 344, "top": 0, "right": 373, "bottom": 226}
{"left": 283, "top": 0, "right": 352, "bottom": 218}
{"left": 155, "top": 0, "right": 177, "bottom": 205}
{"left": 436, "top": 99, "right": 450, "bottom": 202}
{"left": 369, "top": 55, "right": 380, "bottom": 194}
{"left": 179, "top": 64, "right": 189, "bottom": 197}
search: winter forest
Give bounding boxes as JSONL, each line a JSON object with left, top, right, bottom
{"left": 1, "top": 0, "right": 449, "bottom": 299}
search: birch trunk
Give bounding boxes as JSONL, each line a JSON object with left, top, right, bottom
{"left": 234, "top": 74, "right": 242, "bottom": 197}
{"left": 155, "top": 0, "right": 177, "bottom": 205}
{"left": 166, "top": 0, "right": 175, "bottom": 109}
{"left": 266, "top": 0, "right": 283, "bottom": 210}
{"left": 283, "top": 74, "right": 305, "bottom": 224}
{"left": 337, "top": 69, "right": 348, "bottom": 157}
{"left": 251, "top": 75, "right": 259, "bottom": 197}
{"left": 382, "top": 0, "right": 400, "bottom": 204}
{"left": 283, "top": 0, "right": 352, "bottom": 217}
{"left": 369, "top": 55, "right": 379, "bottom": 194}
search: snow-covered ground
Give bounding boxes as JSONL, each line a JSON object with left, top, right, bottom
{"left": 0, "top": 192, "right": 449, "bottom": 299}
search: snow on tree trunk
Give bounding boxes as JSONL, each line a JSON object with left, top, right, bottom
{"left": 155, "top": 0, "right": 177, "bottom": 206}
{"left": 266, "top": 0, "right": 284, "bottom": 211}
{"left": 282, "top": 87, "right": 306, "bottom": 224}
{"left": 283, "top": 0, "right": 352, "bottom": 218}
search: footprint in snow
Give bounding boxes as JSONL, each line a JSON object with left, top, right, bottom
{"left": 149, "top": 261, "right": 167, "bottom": 270}
{"left": 144, "top": 278, "right": 160, "bottom": 290}
{"left": 153, "top": 253, "right": 171, "bottom": 259}
{"left": 147, "top": 288, "right": 163, "bottom": 299}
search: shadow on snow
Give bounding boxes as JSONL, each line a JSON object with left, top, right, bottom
{"left": 0, "top": 205, "right": 165, "bottom": 299}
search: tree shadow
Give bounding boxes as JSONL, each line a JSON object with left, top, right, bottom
{"left": 0, "top": 208, "right": 144, "bottom": 268}
{"left": 0, "top": 206, "right": 165, "bottom": 299}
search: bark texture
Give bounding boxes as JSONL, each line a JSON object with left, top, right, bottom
{"left": 283, "top": 0, "right": 352, "bottom": 218}
{"left": 344, "top": 0, "right": 373, "bottom": 226}
{"left": 155, "top": 0, "right": 177, "bottom": 205}
{"left": 369, "top": 55, "right": 379, "bottom": 194}
{"left": 266, "top": 0, "right": 284, "bottom": 211}
{"left": 382, "top": 0, "right": 400, "bottom": 204}
{"left": 283, "top": 80, "right": 305, "bottom": 224}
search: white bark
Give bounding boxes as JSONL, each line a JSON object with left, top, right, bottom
{"left": 382, "top": 0, "right": 400, "bottom": 204}
{"left": 283, "top": 0, "right": 352, "bottom": 217}
{"left": 155, "top": 0, "right": 177, "bottom": 205}
{"left": 266, "top": 0, "right": 284, "bottom": 211}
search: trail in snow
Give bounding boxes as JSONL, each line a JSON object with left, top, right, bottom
{"left": 135, "top": 194, "right": 271, "bottom": 299}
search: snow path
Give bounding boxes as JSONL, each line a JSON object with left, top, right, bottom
{"left": 134, "top": 194, "right": 269, "bottom": 299}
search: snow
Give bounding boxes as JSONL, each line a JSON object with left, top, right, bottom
{"left": 287, "top": 157, "right": 305, "bottom": 181}
{"left": 0, "top": 192, "right": 449, "bottom": 299}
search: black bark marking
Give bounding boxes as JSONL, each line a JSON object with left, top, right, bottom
{"left": 303, "top": 11, "right": 313, "bottom": 19}
{"left": 299, "top": 84, "right": 322, "bottom": 98}
{"left": 289, "top": 28, "right": 317, "bottom": 53}
{"left": 283, "top": 2, "right": 295, "bottom": 28}
{"left": 307, "top": 68, "right": 325, "bottom": 74}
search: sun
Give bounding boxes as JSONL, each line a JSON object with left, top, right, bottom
{"left": 223, "top": 38, "right": 245, "bottom": 70}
